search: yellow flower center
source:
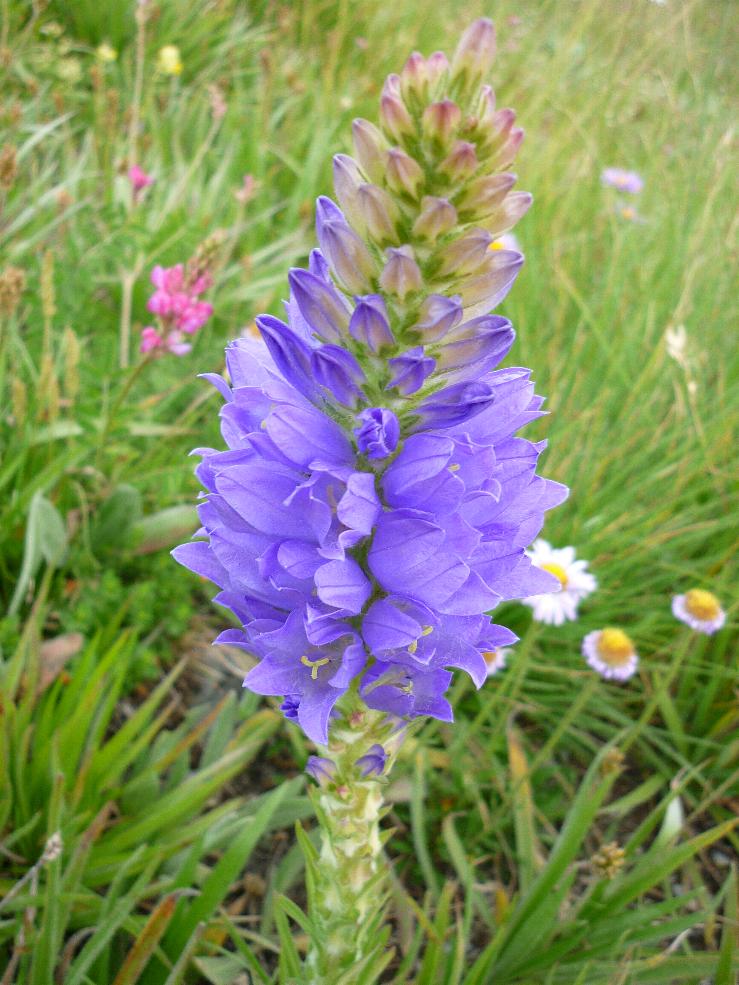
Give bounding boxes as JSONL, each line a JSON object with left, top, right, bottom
{"left": 684, "top": 589, "right": 720, "bottom": 622}
{"left": 483, "top": 649, "right": 500, "bottom": 666}
{"left": 621, "top": 206, "right": 636, "bottom": 220}
{"left": 300, "top": 655, "right": 330, "bottom": 680}
{"left": 596, "top": 628, "right": 634, "bottom": 667}
{"left": 489, "top": 240, "right": 505, "bottom": 250}
{"left": 540, "top": 562, "right": 568, "bottom": 588}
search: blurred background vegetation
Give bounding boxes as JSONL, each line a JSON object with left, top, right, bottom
{"left": 0, "top": 0, "right": 736, "bottom": 982}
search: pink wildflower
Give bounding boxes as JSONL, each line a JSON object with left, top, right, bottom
{"left": 128, "top": 164, "right": 154, "bottom": 195}
{"left": 140, "top": 325, "right": 192, "bottom": 357}
{"left": 140, "top": 257, "right": 214, "bottom": 357}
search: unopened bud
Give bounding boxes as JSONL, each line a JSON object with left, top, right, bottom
{"left": 426, "top": 51, "right": 450, "bottom": 87}
{"left": 450, "top": 18, "right": 496, "bottom": 94}
{"left": 380, "top": 75, "right": 415, "bottom": 142}
{"left": 306, "top": 755, "right": 337, "bottom": 787}
{"left": 352, "top": 118, "right": 388, "bottom": 183}
{"left": 387, "top": 346, "right": 435, "bottom": 395}
{"left": 379, "top": 245, "right": 422, "bottom": 300}
{"left": 333, "top": 153, "right": 365, "bottom": 228}
{"left": 349, "top": 294, "right": 395, "bottom": 351}
{"left": 480, "top": 191, "right": 533, "bottom": 238}
{"left": 422, "top": 100, "right": 461, "bottom": 148}
{"left": 400, "top": 52, "right": 429, "bottom": 109}
{"left": 412, "top": 196, "right": 457, "bottom": 241}
{"left": 412, "top": 294, "right": 463, "bottom": 342}
{"left": 456, "top": 172, "right": 517, "bottom": 221}
{"left": 316, "top": 196, "right": 376, "bottom": 294}
{"left": 491, "top": 127, "right": 525, "bottom": 170}
{"left": 385, "top": 148, "right": 424, "bottom": 200}
{"left": 357, "top": 183, "right": 400, "bottom": 245}
{"left": 436, "top": 228, "right": 493, "bottom": 277}
{"left": 288, "top": 267, "right": 352, "bottom": 342}
{"left": 457, "top": 249, "right": 523, "bottom": 314}
{"left": 438, "top": 140, "right": 478, "bottom": 181}
{"left": 312, "top": 344, "right": 366, "bottom": 407}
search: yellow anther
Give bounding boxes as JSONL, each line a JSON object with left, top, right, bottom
{"left": 407, "top": 640, "right": 418, "bottom": 655}
{"left": 448, "top": 463, "right": 461, "bottom": 472}
{"left": 541, "top": 561, "right": 568, "bottom": 588}
{"left": 300, "top": 655, "right": 330, "bottom": 680}
{"left": 421, "top": 625, "right": 434, "bottom": 636}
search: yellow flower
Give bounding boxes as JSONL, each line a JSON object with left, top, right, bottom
{"left": 96, "top": 43, "right": 118, "bottom": 63}
{"left": 157, "top": 45, "right": 183, "bottom": 76}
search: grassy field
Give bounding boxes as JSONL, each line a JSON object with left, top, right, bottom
{"left": 0, "top": 0, "right": 737, "bottom": 982}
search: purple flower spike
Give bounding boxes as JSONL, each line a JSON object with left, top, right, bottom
{"left": 175, "top": 21, "right": 568, "bottom": 748}
{"left": 355, "top": 744, "right": 388, "bottom": 777}
{"left": 354, "top": 407, "right": 400, "bottom": 459}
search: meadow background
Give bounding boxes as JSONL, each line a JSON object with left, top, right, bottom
{"left": 0, "top": 0, "right": 736, "bottom": 982}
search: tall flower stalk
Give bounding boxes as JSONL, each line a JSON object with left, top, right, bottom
{"left": 175, "top": 19, "right": 567, "bottom": 977}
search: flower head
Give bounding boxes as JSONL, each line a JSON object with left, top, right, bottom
{"left": 128, "top": 164, "right": 154, "bottom": 194}
{"left": 483, "top": 647, "right": 510, "bottom": 677}
{"left": 157, "top": 45, "right": 183, "bottom": 76}
{"left": 523, "top": 539, "right": 597, "bottom": 625}
{"left": 601, "top": 167, "right": 644, "bottom": 194}
{"left": 583, "top": 628, "right": 639, "bottom": 681}
{"left": 672, "top": 589, "right": 725, "bottom": 635}
{"left": 174, "top": 20, "right": 567, "bottom": 744}
{"left": 96, "top": 42, "right": 117, "bottom": 63}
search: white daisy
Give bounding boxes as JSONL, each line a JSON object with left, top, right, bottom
{"left": 582, "top": 628, "right": 639, "bottom": 681}
{"left": 483, "top": 647, "right": 511, "bottom": 677}
{"left": 672, "top": 589, "right": 726, "bottom": 635}
{"left": 523, "top": 539, "right": 597, "bottom": 625}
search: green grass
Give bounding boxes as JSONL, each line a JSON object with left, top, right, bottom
{"left": 0, "top": 0, "right": 737, "bottom": 981}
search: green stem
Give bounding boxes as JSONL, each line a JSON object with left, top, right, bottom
{"left": 305, "top": 703, "right": 400, "bottom": 984}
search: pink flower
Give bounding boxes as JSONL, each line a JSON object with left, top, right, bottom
{"left": 141, "top": 260, "right": 214, "bottom": 357}
{"left": 140, "top": 325, "right": 191, "bottom": 357}
{"left": 140, "top": 326, "right": 163, "bottom": 353}
{"left": 601, "top": 167, "right": 643, "bottom": 194}
{"left": 128, "top": 164, "right": 154, "bottom": 193}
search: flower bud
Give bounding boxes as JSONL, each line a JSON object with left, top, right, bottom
{"left": 357, "top": 182, "right": 400, "bottom": 245}
{"left": 333, "top": 153, "right": 365, "bottom": 227}
{"left": 438, "top": 140, "right": 478, "bottom": 181}
{"left": 435, "top": 314, "right": 514, "bottom": 376}
{"left": 312, "top": 344, "right": 366, "bottom": 407}
{"left": 385, "top": 148, "right": 424, "bottom": 200}
{"left": 306, "top": 755, "right": 337, "bottom": 787}
{"left": 426, "top": 51, "right": 450, "bottom": 87}
{"left": 457, "top": 249, "right": 523, "bottom": 316}
{"left": 315, "top": 196, "right": 376, "bottom": 294}
{"left": 412, "top": 294, "right": 463, "bottom": 342}
{"left": 450, "top": 18, "right": 496, "bottom": 94}
{"left": 355, "top": 743, "right": 388, "bottom": 777}
{"left": 400, "top": 52, "right": 429, "bottom": 109}
{"left": 412, "top": 196, "right": 457, "bottom": 241}
{"left": 349, "top": 294, "right": 395, "bottom": 351}
{"left": 476, "top": 107, "right": 515, "bottom": 158}
{"left": 354, "top": 408, "right": 400, "bottom": 459}
{"left": 380, "top": 75, "right": 415, "bottom": 142}
{"left": 456, "top": 172, "right": 517, "bottom": 221}
{"left": 379, "top": 245, "right": 423, "bottom": 300}
{"left": 387, "top": 346, "right": 435, "bottom": 395}
{"left": 412, "top": 380, "right": 495, "bottom": 430}
{"left": 479, "top": 190, "right": 533, "bottom": 238}
{"left": 491, "top": 127, "right": 525, "bottom": 170}
{"left": 435, "top": 227, "right": 493, "bottom": 277}
{"left": 352, "top": 118, "right": 388, "bottom": 183}
{"left": 288, "top": 267, "right": 352, "bottom": 341}
{"left": 422, "top": 100, "right": 461, "bottom": 148}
